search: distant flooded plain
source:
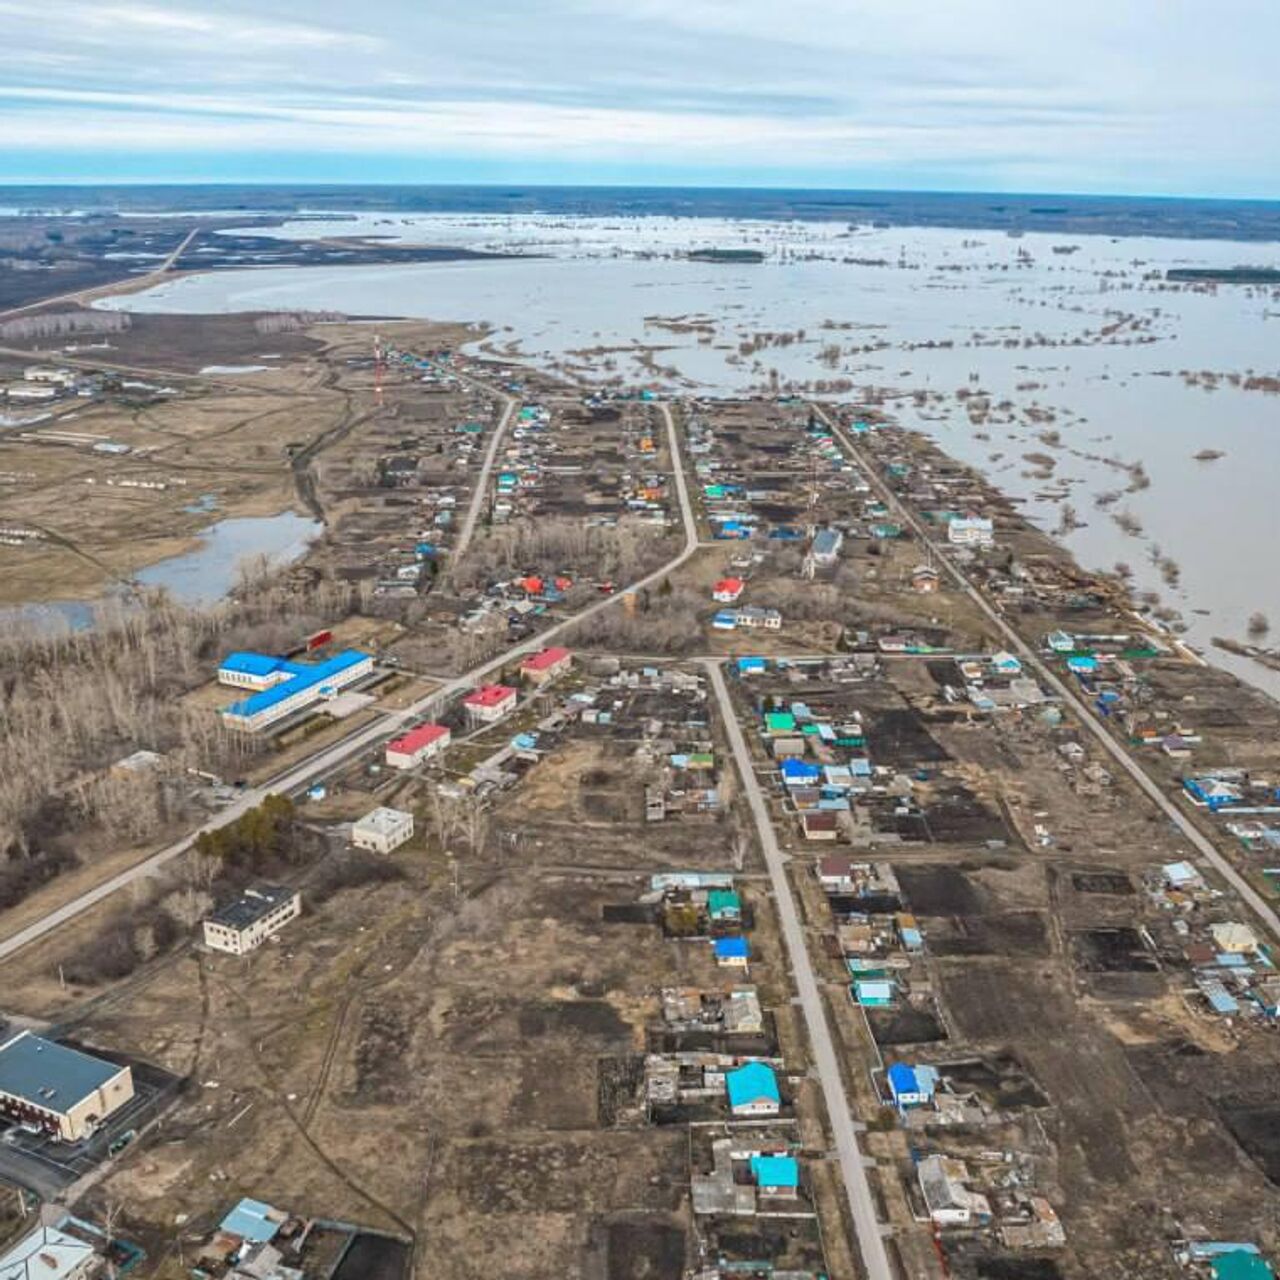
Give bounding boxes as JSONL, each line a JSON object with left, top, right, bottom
{"left": 101, "top": 216, "right": 1280, "bottom": 697}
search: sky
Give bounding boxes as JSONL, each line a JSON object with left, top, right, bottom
{"left": 1, "top": 0, "right": 1278, "bottom": 196}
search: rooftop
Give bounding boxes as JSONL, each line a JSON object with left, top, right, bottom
{"left": 751, "top": 1154, "right": 800, "bottom": 1189}
{"left": 464, "top": 683, "right": 517, "bottom": 707}
{"left": 388, "top": 722, "right": 449, "bottom": 754}
{"left": 223, "top": 650, "right": 371, "bottom": 720}
{"left": 521, "top": 646, "right": 571, "bottom": 672}
{"left": 0, "top": 1225, "right": 95, "bottom": 1280}
{"left": 207, "top": 884, "right": 296, "bottom": 932}
{"left": 725, "top": 1061, "right": 780, "bottom": 1108}
{"left": 354, "top": 806, "right": 413, "bottom": 835}
{"left": 0, "top": 1031, "right": 124, "bottom": 1113}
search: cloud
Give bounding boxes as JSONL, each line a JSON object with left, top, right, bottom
{"left": 0, "top": 0, "right": 1276, "bottom": 194}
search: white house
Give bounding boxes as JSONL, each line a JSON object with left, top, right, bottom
{"left": 462, "top": 684, "right": 518, "bottom": 725}
{"left": 947, "top": 516, "right": 994, "bottom": 548}
{"left": 385, "top": 722, "right": 450, "bottom": 769}
{"left": 203, "top": 885, "right": 301, "bottom": 956}
{"left": 352, "top": 806, "right": 414, "bottom": 854}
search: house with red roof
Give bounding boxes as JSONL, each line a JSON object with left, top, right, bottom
{"left": 385, "top": 722, "right": 451, "bottom": 770}
{"left": 520, "top": 646, "right": 573, "bottom": 685}
{"left": 713, "top": 577, "right": 745, "bottom": 603}
{"left": 463, "top": 684, "right": 518, "bottom": 725}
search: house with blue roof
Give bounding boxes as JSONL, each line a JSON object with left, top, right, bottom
{"left": 714, "top": 936, "right": 750, "bottom": 968}
{"left": 886, "top": 1062, "right": 939, "bottom": 1112}
{"left": 781, "top": 759, "right": 822, "bottom": 787}
{"left": 737, "top": 656, "right": 767, "bottom": 676}
{"left": 725, "top": 1061, "right": 781, "bottom": 1116}
{"left": 751, "top": 1153, "right": 800, "bottom": 1197}
{"left": 219, "top": 1197, "right": 285, "bottom": 1244}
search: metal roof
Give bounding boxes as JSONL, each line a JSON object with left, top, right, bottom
{"left": 751, "top": 1154, "right": 800, "bottom": 1188}
{"left": 0, "top": 1224, "right": 95, "bottom": 1279}
{"left": 224, "top": 650, "right": 371, "bottom": 719}
{"left": 0, "top": 1031, "right": 123, "bottom": 1113}
{"left": 207, "top": 884, "right": 296, "bottom": 931}
{"left": 726, "top": 1061, "right": 780, "bottom": 1108}
{"left": 220, "top": 651, "right": 286, "bottom": 678}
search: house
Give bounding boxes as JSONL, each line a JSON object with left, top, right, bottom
{"left": 203, "top": 884, "right": 301, "bottom": 955}
{"left": 708, "top": 889, "right": 742, "bottom": 923}
{"left": 751, "top": 1154, "right": 800, "bottom": 1198}
{"left": 1211, "top": 922, "right": 1259, "bottom": 954}
{"left": 801, "top": 811, "right": 841, "bottom": 841}
{"left": 781, "top": 758, "right": 821, "bottom": 787}
{"left": 0, "top": 1224, "right": 98, "bottom": 1280}
{"left": 886, "top": 1062, "right": 938, "bottom": 1112}
{"left": 917, "top": 1155, "right": 991, "bottom": 1226}
{"left": 385, "top": 722, "right": 450, "bottom": 769}
{"left": 765, "top": 710, "right": 798, "bottom": 735}
{"left": 714, "top": 936, "right": 750, "bottom": 968}
{"left": 723, "top": 987, "right": 765, "bottom": 1034}
{"left": 219, "top": 1197, "right": 286, "bottom": 1244}
{"left": 912, "top": 565, "right": 940, "bottom": 593}
{"left": 811, "top": 527, "right": 844, "bottom": 566}
{"left": 818, "top": 856, "right": 857, "bottom": 893}
{"left": 736, "top": 605, "right": 782, "bottom": 631}
{"left": 352, "top": 806, "right": 414, "bottom": 854}
{"left": 853, "top": 979, "right": 895, "bottom": 1006}
{"left": 0, "top": 1031, "right": 134, "bottom": 1142}
{"left": 712, "top": 610, "right": 739, "bottom": 631}
{"left": 463, "top": 683, "right": 518, "bottom": 725}
{"left": 725, "top": 1061, "right": 781, "bottom": 1116}
{"left": 713, "top": 577, "right": 745, "bottom": 603}
{"left": 947, "top": 515, "right": 995, "bottom": 548}
{"left": 990, "top": 650, "right": 1022, "bottom": 675}
{"left": 737, "top": 656, "right": 767, "bottom": 677}
{"left": 520, "top": 646, "right": 572, "bottom": 685}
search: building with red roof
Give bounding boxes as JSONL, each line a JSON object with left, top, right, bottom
{"left": 520, "top": 646, "right": 573, "bottom": 685}
{"left": 462, "top": 683, "right": 518, "bottom": 724}
{"left": 385, "top": 722, "right": 451, "bottom": 770}
{"left": 713, "top": 577, "right": 745, "bottom": 603}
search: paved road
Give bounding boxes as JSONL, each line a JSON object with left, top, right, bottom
{"left": 0, "top": 404, "right": 698, "bottom": 961}
{"left": 0, "top": 227, "right": 199, "bottom": 322}
{"left": 706, "top": 661, "right": 894, "bottom": 1280}
{"left": 813, "top": 403, "right": 1280, "bottom": 944}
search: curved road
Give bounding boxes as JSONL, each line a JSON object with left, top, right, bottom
{"left": 0, "top": 404, "right": 697, "bottom": 962}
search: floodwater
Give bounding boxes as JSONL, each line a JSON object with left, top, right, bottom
{"left": 1, "top": 512, "right": 320, "bottom": 634}
{"left": 133, "top": 511, "right": 321, "bottom": 604}
{"left": 99, "top": 215, "right": 1280, "bottom": 697}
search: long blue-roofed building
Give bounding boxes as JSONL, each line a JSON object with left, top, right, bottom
{"left": 218, "top": 649, "right": 374, "bottom": 732}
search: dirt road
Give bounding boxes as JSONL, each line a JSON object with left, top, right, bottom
{"left": 813, "top": 402, "right": 1280, "bottom": 945}
{"left": 705, "top": 660, "right": 895, "bottom": 1280}
{"left": 0, "top": 405, "right": 698, "bottom": 961}
{"left": 0, "top": 228, "right": 199, "bottom": 323}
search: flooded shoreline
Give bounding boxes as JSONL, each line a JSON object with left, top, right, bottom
{"left": 95, "top": 216, "right": 1280, "bottom": 698}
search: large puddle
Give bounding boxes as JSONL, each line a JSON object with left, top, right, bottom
{"left": 3, "top": 511, "right": 320, "bottom": 632}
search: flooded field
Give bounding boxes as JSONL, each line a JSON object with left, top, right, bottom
{"left": 100, "top": 215, "right": 1280, "bottom": 697}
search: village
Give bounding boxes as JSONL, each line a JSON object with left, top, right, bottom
{"left": 0, "top": 313, "right": 1279, "bottom": 1280}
